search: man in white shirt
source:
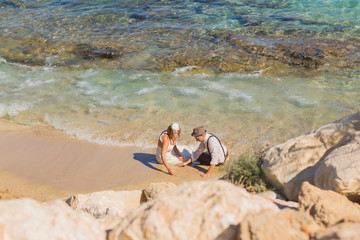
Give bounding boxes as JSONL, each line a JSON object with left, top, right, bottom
{"left": 179, "top": 126, "right": 229, "bottom": 178}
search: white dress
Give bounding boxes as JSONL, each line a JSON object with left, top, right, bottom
{"left": 156, "top": 131, "right": 191, "bottom": 164}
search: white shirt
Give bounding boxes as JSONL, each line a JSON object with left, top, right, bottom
{"left": 191, "top": 133, "right": 227, "bottom": 165}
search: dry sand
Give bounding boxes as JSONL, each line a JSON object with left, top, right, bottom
{"left": 0, "top": 119, "right": 225, "bottom": 201}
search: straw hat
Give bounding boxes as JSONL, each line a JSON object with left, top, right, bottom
{"left": 191, "top": 126, "right": 206, "bottom": 136}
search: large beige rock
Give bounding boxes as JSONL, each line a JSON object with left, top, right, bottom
{"left": 0, "top": 198, "right": 104, "bottom": 240}
{"left": 313, "top": 222, "right": 360, "bottom": 240}
{"left": 258, "top": 190, "right": 298, "bottom": 210}
{"left": 298, "top": 182, "right": 360, "bottom": 227}
{"left": 97, "top": 215, "right": 124, "bottom": 231}
{"left": 237, "top": 209, "right": 321, "bottom": 240}
{"left": 261, "top": 112, "right": 360, "bottom": 201}
{"left": 108, "top": 180, "right": 279, "bottom": 240}
{"left": 143, "top": 182, "right": 177, "bottom": 201}
{"left": 262, "top": 197, "right": 299, "bottom": 210}
{"left": 314, "top": 139, "right": 360, "bottom": 202}
{"left": 257, "top": 190, "right": 286, "bottom": 200}
{"left": 65, "top": 190, "right": 144, "bottom": 218}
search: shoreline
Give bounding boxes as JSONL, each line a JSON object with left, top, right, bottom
{"left": 0, "top": 119, "right": 225, "bottom": 201}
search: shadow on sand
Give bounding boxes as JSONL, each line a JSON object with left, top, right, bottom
{"left": 133, "top": 151, "right": 210, "bottom": 175}
{"left": 192, "top": 164, "right": 208, "bottom": 173}
{"left": 133, "top": 152, "right": 168, "bottom": 174}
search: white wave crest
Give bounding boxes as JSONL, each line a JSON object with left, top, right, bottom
{"left": 135, "top": 86, "right": 160, "bottom": 95}
{"left": 180, "top": 87, "right": 202, "bottom": 96}
{"left": 228, "top": 90, "right": 253, "bottom": 101}
{"left": 0, "top": 102, "right": 31, "bottom": 117}
{"left": 172, "top": 66, "right": 198, "bottom": 75}
{"left": 44, "top": 114, "right": 155, "bottom": 148}
{"left": 78, "top": 69, "right": 99, "bottom": 79}
{"left": 290, "top": 95, "right": 318, "bottom": 107}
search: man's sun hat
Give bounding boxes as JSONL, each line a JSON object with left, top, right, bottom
{"left": 171, "top": 122, "right": 180, "bottom": 131}
{"left": 191, "top": 126, "right": 206, "bottom": 136}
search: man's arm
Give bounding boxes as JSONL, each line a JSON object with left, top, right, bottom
{"left": 192, "top": 142, "right": 206, "bottom": 161}
{"left": 178, "top": 143, "right": 205, "bottom": 166}
{"left": 201, "top": 137, "right": 223, "bottom": 178}
{"left": 200, "top": 164, "right": 216, "bottom": 178}
{"left": 178, "top": 158, "right": 191, "bottom": 166}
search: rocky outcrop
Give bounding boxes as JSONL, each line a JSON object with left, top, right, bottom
{"left": 298, "top": 182, "right": 360, "bottom": 227}
{"left": 257, "top": 190, "right": 286, "bottom": 200}
{"left": 143, "top": 182, "right": 177, "bottom": 201}
{"left": 108, "top": 180, "right": 278, "bottom": 240}
{"left": 65, "top": 190, "right": 144, "bottom": 218}
{"left": 314, "top": 141, "right": 360, "bottom": 202}
{"left": 0, "top": 180, "right": 359, "bottom": 239}
{"left": 263, "top": 197, "right": 299, "bottom": 210}
{"left": 75, "top": 43, "right": 123, "bottom": 60}
{"left": 0, "top": 198, "right": 104, "bottom": 239}
{"left": 276, "top": 43, "right": 325, "bottom": 68}
{"left": 261, "top": 112, "right": 360, "bottom": 201}
{"left": 313, "top": 222, "right": 360, "bottom": 240}
{"left": 257, "top": 190, "right": 298, "bottom": 210}
{"left": 2, "top": 30, "right": 360, "bottom": 76}
{"left": 237, "top": 209, "right": 321, "bottom": 240}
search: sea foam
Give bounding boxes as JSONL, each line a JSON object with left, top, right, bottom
{"left": 0, "top": 102, "right": 31, "bottom": 117}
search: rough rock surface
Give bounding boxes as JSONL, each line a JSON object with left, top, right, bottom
{"left": 314, "top": 139, "right": 360, "bottom": 202}
{"left": 0, "top": 198, "right": 104, "bottom": 240}
{"left": 261, "top": 112, "right": 360, "bottom": 201}
{"left": 108, "top": 180, "right": 278, "bottom": 240}
{"left": 298, "top": 182, "right": 360, "bottom": 227}
{"left": 237, "top": 209, "right": 321, "bottom": 240}
{"left": 65, "top": 190, "right": 144, "bottom": 218}
{"left": 97, "top": 215, "right": 124, "bottom": 231}
{"left": 276, "top": 43, "right": 325, "bottom": 68}
{"left": 313, "top": 222, "right": 360, "bottom": 240}
{"left": 143, "top": 182, "right": 177, "bottom": 201}
{"left": 257, "top": 190, "right": 287, "bottom": 201}
{"left": 263, "top": 197, "right": 299, "bottom": 210}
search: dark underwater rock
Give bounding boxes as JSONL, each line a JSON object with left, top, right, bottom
{"left": 276, "top": 43, "right": 325, "bottom": 68}
{"left": 75, "top": 44, "right": 123, "bottom": 60}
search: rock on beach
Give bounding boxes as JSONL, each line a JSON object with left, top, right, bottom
{"left": 261, "top": 112, "right": 360, "bottom": 201}
{"left": 0, "top": 198, "right": 105, "bottom": 240}
{"left": 108, "top": 180, "right": 279, "bottom": 240}
{"left": 65, "top": 190, "right": 144, "bottom": 218}
{"left": 0, "top": 180, "right": 359, "bottom": 239}
{"left": 237, "top": 208, "right": 321, "bottom": 240}
{"left": 298, "top": 182, "right": 360, "bottom": 227}
{"left": 143, "top": 181, "right": 177, "bottom": 201}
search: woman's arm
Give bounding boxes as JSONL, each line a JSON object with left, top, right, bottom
{"left": 173, "top": 145, "right": 183, "bottom": 161}
{"left": 161, "top": 134, "right": 175, "bottom": 175}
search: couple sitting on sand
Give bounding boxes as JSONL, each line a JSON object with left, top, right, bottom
{"left": 156, "top": 123, "right": 229, "bottom": 178}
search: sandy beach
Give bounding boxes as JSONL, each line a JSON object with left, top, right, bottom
{"left": 0, "top": 119, "right": 225, "bottom": 202}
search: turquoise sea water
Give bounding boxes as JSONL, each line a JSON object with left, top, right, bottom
{"left": 0, "top": 0, "right": 359, "bottom": 153}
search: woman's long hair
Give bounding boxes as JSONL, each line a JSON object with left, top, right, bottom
{"left": 167, "top": 124, "right": 181, "bottom": 140}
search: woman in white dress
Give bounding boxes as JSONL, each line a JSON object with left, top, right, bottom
{"left": 156, "top": 122, "right": 185, "bottom": 175}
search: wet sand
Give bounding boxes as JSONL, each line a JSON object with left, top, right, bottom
{"left": 0, "top": 120, "right": 225, "bottom": 201}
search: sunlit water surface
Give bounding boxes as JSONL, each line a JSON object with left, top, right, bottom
{"left": 0, "top": 0, "right": 359, "bottom": 154}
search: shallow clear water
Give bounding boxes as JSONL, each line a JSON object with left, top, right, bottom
{"left": 0, "top": 0, "right": 359, "bottom": 154}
